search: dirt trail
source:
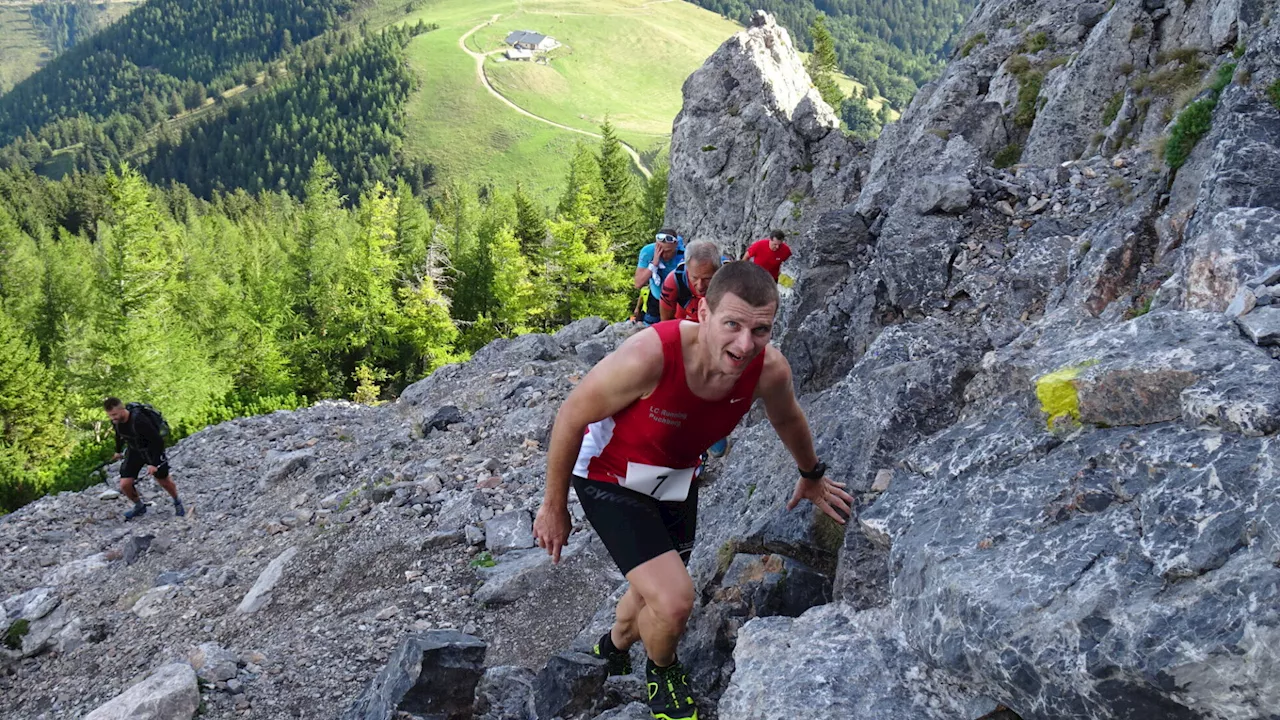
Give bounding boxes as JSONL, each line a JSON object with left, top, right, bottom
{"left": 458, "top": 15, "right": 652, "bottom": 179}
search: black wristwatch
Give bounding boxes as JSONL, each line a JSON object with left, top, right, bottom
{"left": 799, "top": 460, "right": 827, "bottom": 480}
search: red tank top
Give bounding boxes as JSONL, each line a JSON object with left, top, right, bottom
{"left": 574, "top": 321, "right": 765, "bottom": 489}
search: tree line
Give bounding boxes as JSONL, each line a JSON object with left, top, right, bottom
{"left": 145, "top": 25, "right": 432, "bottom": 202}
{"left": 689, "top": 0, "right": 975, "bottom": 109}
{"left": 29, "top": 0, "right": 104, "bottom": 57}
{"left": 0, "top": 0, "right": 356, "bottom": 146}
{"left": 0, "top": 120, "right": 665, "bottom": 514}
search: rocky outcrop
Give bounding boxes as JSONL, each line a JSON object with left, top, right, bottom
{"left": 82, "top": 663, "right": 200, "bottom": 720}
{"left": 656, "top": 2, "right": 1280, "bottom": 719}
{"left": 664, "top": 11, "right": 864, "bottom": 256}
{"left": 0, "top": 322, "right": 638, "bottom": 719}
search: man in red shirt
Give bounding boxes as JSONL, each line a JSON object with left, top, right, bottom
{"left": 533, "top": 262, "right": 851, "bottom": 720}
{"left": 742, "top": 230, "right": 792, "bottom": 282}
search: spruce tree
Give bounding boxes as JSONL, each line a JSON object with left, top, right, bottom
{"left": 0, "top": 206, "right": 46, "bottom": 337}
{"left": 343, "top": 182, "right": 402, "bottom": 371}
{"left": 807, "top": 15, "right": 845, "bottom": 112}
{"left": 488, "top": 224, "right": 538, "bottom": 335}
{"left": 288, "top": 157, "right": 348, "bottom": 397}
{"left": 0, "top": 307, "right": 68, "bottom": 468}
{"left": 512, "top": 183, "right": 548, "bottom": 260}
{"left": 89, "top": 166, "right": 231, "bottom": 422}
{"left": 638, "top": 154, "right": 669, "bottom": 249}
{"left": 543, "top": 187, "right": 628, "bottom": 326}
{"left": 595, "top": 119, "right": 639, "bottom": 254}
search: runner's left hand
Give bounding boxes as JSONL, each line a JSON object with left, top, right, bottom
{"left": 146, "top": 465, "right": 158, "bottom": 475}
{"left": 786, "top": 476, "right": 853, "bottom": 524}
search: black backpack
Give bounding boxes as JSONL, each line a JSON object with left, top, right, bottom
{"left": 127, "top": 402, "right": 171, "bottom": 440}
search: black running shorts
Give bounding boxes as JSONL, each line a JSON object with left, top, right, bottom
{"left": 573, "top": 476, "right": 698, "bottom": 577}
{"left": 121, "top": 450, "right": 170, "bottom": 480}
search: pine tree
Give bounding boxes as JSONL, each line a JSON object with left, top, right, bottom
{"left": 543, "top": 187, "right": 629, "bottom": 326}
{"left": 394, "top": 275, "right": 457, "bottom": 380}
{"left": 557, "top": 142, "right": 602, "bottom": 218}
{"left": 488, "top": 223, "right": 538, "bottom": 335}
{"left": 287, "top": 157, "right": 349, "bottom": 397}
{"left": 840, "top": 87, "right": 881, "bottom": 140}
{"left": 0, "top": 206, "right": 46, "bottom": 337}
{"left": 807, "top": 15, "right": 845, "bottom": 112}
{"left": 512, "top": 183, "right": 547, "bottom": 260}
{"left": 392, "top": 180, "right": 432, "bottom": 283}
{"left": 596, "top": 119, "right": 639, "bottom": 254}
{"left": 0, "top": 307, "right": 69, "bottom": 511}
{"left": 0, "top": 307, "right": 68, "bottom": 466}
{"left": 638, "top": 154, "right": 669, "bottom": 250}
{"left": 88, "top": 165, "right": 231, "bottom": 422}
{"left": 342, "top": 182, "right": 402, "bottom": 371}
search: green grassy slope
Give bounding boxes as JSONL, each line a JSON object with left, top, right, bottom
{"left": 0, "top": 1, "right": 139, "bottom": 95}
{"left": 375, "top": 0, "right": 742, "bottom": 201}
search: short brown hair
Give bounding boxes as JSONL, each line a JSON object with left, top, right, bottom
{"left": 705, "top": 261, "right": 779, "bottom": 312}
{"left": 769, "top": 229, "right": 786, "bottom": 241}
{"left": 103, "top": 397, "right": 123, "bottom": 411}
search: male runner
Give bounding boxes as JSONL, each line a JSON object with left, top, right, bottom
{"left": 658, "top": 241, "right": 721, "bottom": 322}
{"left": 533, "top": 261, "right": 851, "bottom": 720}
{"left": 105, "top": 397, "right": 185, "bottom": 520}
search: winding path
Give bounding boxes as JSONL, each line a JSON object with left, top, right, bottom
{"left": 458, "top": 16, "right": 652, "bottom": 179}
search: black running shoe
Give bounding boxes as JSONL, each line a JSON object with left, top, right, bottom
{"left": 124, "top": 502, "right": 147, "bottom": 521}
{"left": 173, "top": 499, "right": 186, "bottom": 517}
{"left": 590, "top": 632, "right": 632, "bottom": 676}
{"left": 646, "top": 658, "right": 697, "bottom": 720}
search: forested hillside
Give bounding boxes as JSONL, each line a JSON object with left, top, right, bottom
{"left": 0, "top": 0, "right": 354, "bottom": 145}
{"left": 145, "top": 25, "right": 432, "bottom": 201}
{"left": 690, "top": 0, "right": 976, "bottom": 107}
{"left": 0, "top": 118, "right": 661, "bottom": 514}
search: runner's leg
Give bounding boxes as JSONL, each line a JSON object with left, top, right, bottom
{"left": 120, "top": 476, "right": 139, "bottom": 503}
{"left": 625, "top": 551, "right": 694, "bottom": 666}
{"left": 611, "top": 585, "right": 646, "bottom": 650}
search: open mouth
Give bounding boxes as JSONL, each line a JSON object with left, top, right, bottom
{"left": 725, "top": 349, "right": 745, "bottom": 365}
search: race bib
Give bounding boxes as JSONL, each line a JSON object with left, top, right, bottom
{"left": 622, "top": 462, "right": 696, "bottom": 502}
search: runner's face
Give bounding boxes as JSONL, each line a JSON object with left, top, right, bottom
{"left": 106, "top": 406, "right": 128, "bottom": 423}
{"left": 657, "top": 241, "right": 676, "bottom": 261}
{"left": 700, "top": 293, "right": 775, "bottom": 374}
{"left": 687, "top": 260, "right": 717, "bottom": 297}
{"left": 769, "top": 238, "right": 781, "bottom": 251}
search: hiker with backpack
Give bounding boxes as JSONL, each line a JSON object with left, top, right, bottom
{"left": 104, "top": 397, "right": 185, "bottom": 520}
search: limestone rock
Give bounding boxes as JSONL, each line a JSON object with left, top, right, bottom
{"left": 719, "top": 604, "right": 992, "bottom": 719}
{"left": 474, "top": 665, "right": 536, "bottom": 720}
{"left": 916, "top": 174, "right": 973, "bottom": 214}
{"left": 533, "top": 651, "right": 609, "bottom": 720}
{"left": 484, "top": 510, "right": 535, "bottom": 555}
{"left": 664, "top": 11, "right": 862, "bottom": 257}
{"left": 574, "top": 340, "right": 609, "bottom": 366}
{"left": 425, "top": 405, "right": 466, "bottom": 433}
{"left": 342, "top": 631, "right": 486, "bottom": 720}
{"left": 554, "top": 317, "right": 609, "bottom": 347}
{"left": 263, "top": 448, "right": 314, "bottom": 486}
{"left": 83, "top": 663, "right": 200, "bottom": 720}
{"left": 1238, "top": 306, "right": 1280, "bottom": 345}
{"left": 189, "top": 642, "right": 239, "bottom": 683}
{"left": 132, "top": 585, "right": 176, "bottom": 619}
{"left": 236, "top": 546, "right": 297, "bottom": 614}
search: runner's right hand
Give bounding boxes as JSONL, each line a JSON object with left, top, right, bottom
{"left": 111, "top": 452, "right": 122, "bottom": 461}
{"left": 533, "top": 502, "right": 571, "bottom": 564}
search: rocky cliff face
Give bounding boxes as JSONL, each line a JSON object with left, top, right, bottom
{"left": 664, "top": 11, "right": 865, "bottom": 257}
{"left": 674, "top": 2, "right": 1280, "bottom": 719}
{"left": 5, "top": 3, "right": 1280, "bottom": 720}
